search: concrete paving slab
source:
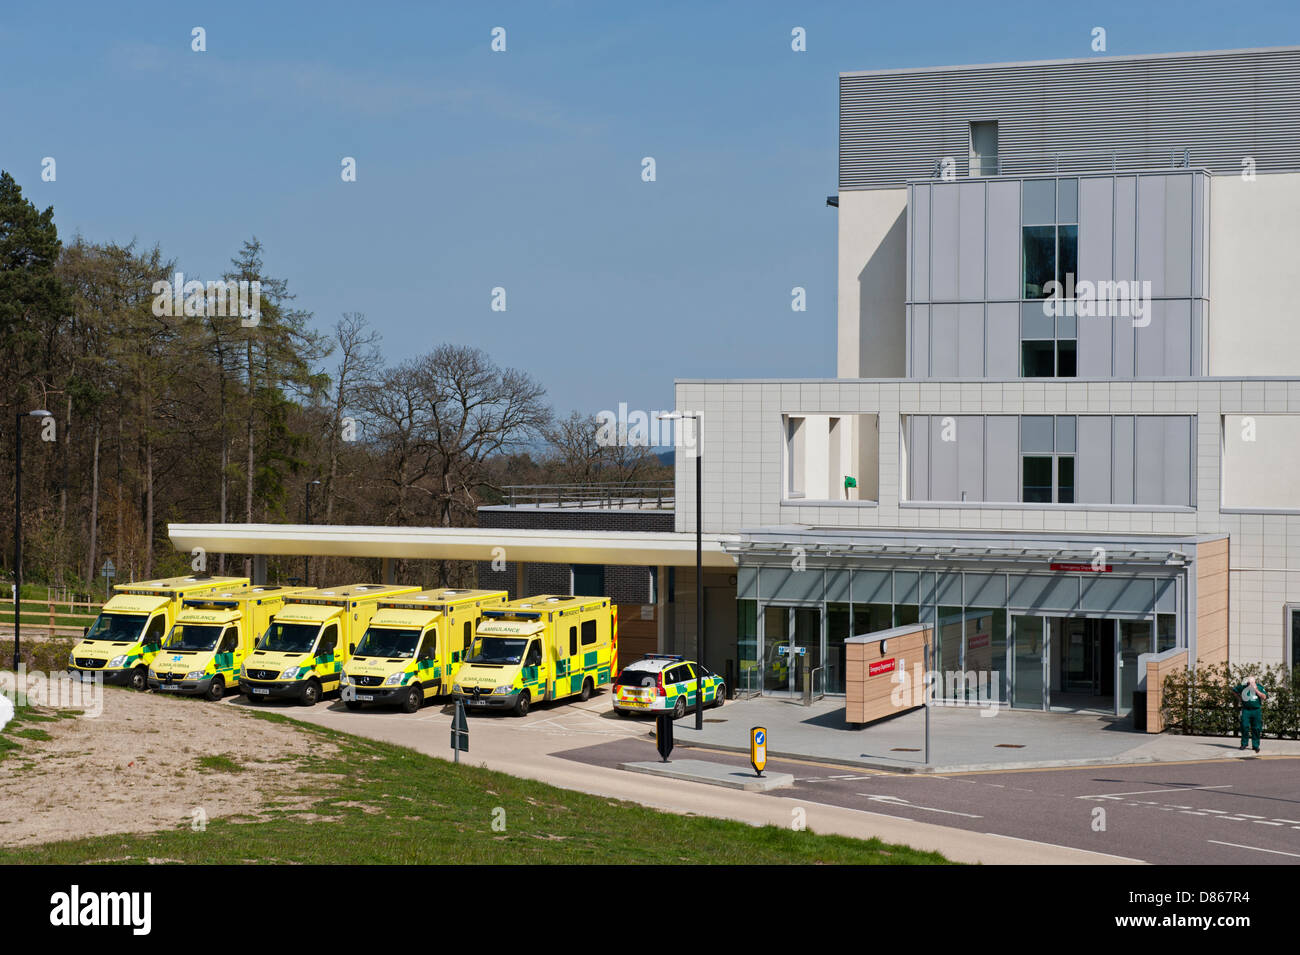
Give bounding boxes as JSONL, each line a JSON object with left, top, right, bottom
{"left": 620, "top": 758, "right": 793, "bottom": 791}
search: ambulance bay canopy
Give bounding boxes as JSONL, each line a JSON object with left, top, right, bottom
{"left": 167, "top": 523, "right": 739, "bottom": 569}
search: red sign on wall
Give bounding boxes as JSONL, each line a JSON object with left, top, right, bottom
{"left": 1050, "top": 562, "right": 1112, "bottom": 573}
{"left": 869, "top": 658, "right": 896, "bottom": 677}
{"left": 967, "top": 633, "right": 990, "bottom": 651}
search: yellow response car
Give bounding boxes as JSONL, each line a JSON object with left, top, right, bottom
{"left": 612, "top": 654, "right": 726, "bottom": 718}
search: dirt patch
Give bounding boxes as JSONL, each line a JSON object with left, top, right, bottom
{"left": 0, "top": 688, "right": 337, "bottom": 847}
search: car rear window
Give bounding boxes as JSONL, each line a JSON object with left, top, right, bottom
{"left": 617, "top": 668, "right": 658, "bottom": 688}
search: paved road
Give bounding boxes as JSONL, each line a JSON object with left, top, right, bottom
{"left": 232, "top": 690, "right": 1136, "bottom": 864}
{"left": 558, "top": 735, "right": 1300, "bottom": 864}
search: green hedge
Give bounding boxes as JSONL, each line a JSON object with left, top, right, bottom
{"left": 0, "top": 638, "right": 76, "bottom": 674}
{"left": 1161, "top": 662, "right": 1300, "bottom": 738}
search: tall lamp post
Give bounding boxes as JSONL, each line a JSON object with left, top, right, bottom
{"left": 660, "top": 411, "right": 704, "bottom": 729}
{"left": 13, "top": 409, "right": 52, "bottom": 672}
{"left": 304, "top": 479, "right": 321, "bottom": 587}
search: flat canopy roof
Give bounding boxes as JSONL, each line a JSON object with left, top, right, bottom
{"left": 167, "top": 523, "right": 738, "bottom": 569}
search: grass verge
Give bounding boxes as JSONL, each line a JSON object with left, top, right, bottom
{"left": 0, "top": 693, "right": 78, "bottom": 763}
{"left": 0, "top": 708, "right": 954, "bottom": 865}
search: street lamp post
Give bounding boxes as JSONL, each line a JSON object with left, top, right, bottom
{"left": 13, "top": 409, "right": 51, "bottom": 672}
{"left": 660, "top": 412, "right": 704, "bottom": 730}
{"left": 304, "top": 479, "right": 321, "bottom": 587}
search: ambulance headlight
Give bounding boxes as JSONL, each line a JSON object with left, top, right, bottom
{"left": 186, "top": 670, "right": 205, "bottom": 681}
{"left": 384, "top": 672, "right": 405, "bottom": 686}
{"left": 281, "top": 666, "right": 302, "bottom": 680}
{"left": 69, "top": 650, "right": 76, "bottom": 665}
{"left": 339, "top": 672, "right": 351, "bottom": 686}
{"left": 492, "top": 685, "right": 513, "bottom": 695}
{"left": 108, "top": 655, "right": 127, "bottom": 668}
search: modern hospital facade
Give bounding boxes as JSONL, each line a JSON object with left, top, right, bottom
{"left": 667, "top": 46, "right": 1300, "bottom": 720}
{"left": 170, "top": 46, "right": 1300, "bottom": 728}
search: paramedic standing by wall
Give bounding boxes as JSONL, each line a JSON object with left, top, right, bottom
{"left": 1232, "top": 674, "right": 1269, "bottom": 754}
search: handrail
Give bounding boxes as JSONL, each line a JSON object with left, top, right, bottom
{"left": 499, "top": 483, "right": 674, "bottom": 510}
{"left": 926, "top": 145, "right": 1199, "bottom": 180}
{"left": 806, "top": 665, "right": 827, "bottom": 705}
{"left": 740, "top": 665, "right": 761, "bottom": 700}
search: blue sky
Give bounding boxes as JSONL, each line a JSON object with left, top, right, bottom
{"left": 5, "top": 1, "right": 1298, "bottom": 422}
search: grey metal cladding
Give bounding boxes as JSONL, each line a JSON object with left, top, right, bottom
{"left": 1076, "top": 416, "right": 1112, "bottom": 503}
{"left": 985, "top": 304, "right": 1019, "bottom": 378}
{"left": 985, "top": 181, "right": 1021, "bottom": 299}
{"left": 840, "top": 47, "right": 1300, "bottom": 189}
{"left": 930, "top": 305, "right": 958, "bottom": 376}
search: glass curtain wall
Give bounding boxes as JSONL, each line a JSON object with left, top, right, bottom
{"left": 762, "top": 607, "right": 790, "bottom": 693}
{"left": 1012, "top": 615, "right": 1046, "bottom": 709}
{"left": 826, "top": 603, "right": 851, "bottom": 695}
{"left": 737, "top": 599, "right": 757, "bottom": 696}
{"left": 1117, "top": 619, "right": 1152, "bottom": 713}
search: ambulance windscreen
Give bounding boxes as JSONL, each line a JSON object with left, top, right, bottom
{"left": 466, "top": 637, "right": 529, "bottom": 666}
{"left": 354, "top": 628, "right": 420, "bottom": 659}
{"left": 163, "top": 624, "right": 223, "bottom": 652}
{"left": 84, "top": 613, "right": 148, "bottom": 644}
{"left": 257, "top": 622, "right": 320, "bottom": 654}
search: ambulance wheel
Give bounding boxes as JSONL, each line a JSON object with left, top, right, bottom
{"left": 513, "top": 691, "right": 530, "bottom": 717}
{"left": 345, "top": 700, "right": 363, "bottom": 711}
{"left": 673, "top": 697, "right": 687, "bottom": 719}
{"left": 401, "top": 686, "right": 422, "bottom": 714}
{"left": 299, "top": 679, "right": 322, "bottom": 707}
{"left": 129, "top": 666, "right": 149, "bottom": 692}
{"left": 713, "top": 684, "right": 725, "bottom": 708}
{"left": 579, "top": 678, "right": 593, "bottom": 702}
{"left": 205, "top": 676, "right": 225, "bottom": 702}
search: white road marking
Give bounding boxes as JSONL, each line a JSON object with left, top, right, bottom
{"left": 856, "top": 794, "right": 983, "bottom": 818}
{"left": 1208, "top": 840, "right": 1300, "bottom": 858}
{"left": 1253, "top": 820, "right": 1284, "bottom": 826}
{"left": 1077, "top": 784, "right": 1232, "bottom": 799}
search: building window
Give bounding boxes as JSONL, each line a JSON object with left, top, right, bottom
{"left": 1021, "top": 178, "right": 1079, "bottom": 300}
{"left": 572, "top": 564, "right": 605, "bottom": 597}
{"left": 969, "top": 121, "right": 999, "bottom": 176}
{"left": 1288, "top": 605, "right": 1300, "bottom": 676}
{"left": 1020, "top": 415, "right": 1076, "bottom": 503}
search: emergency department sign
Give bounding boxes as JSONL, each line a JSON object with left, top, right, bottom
{"left": 750, "top": 726, "right": 767, "bottom": 776}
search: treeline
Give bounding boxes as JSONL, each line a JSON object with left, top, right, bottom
{"left": 0, "top": 172, "right": 668, "bottom": 591}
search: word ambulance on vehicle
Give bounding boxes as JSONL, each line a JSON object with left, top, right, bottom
{"left": 68, "top": 575, "right": 250, "bottom": 690}
{"left": 148, "top": 585, "right": 307, "bottom": 701}
{"left": 341, "top": 588, "right": 508, "bottom": 713}
{"left": 239, "top": 583, "right": 418, "bottom": 706}
{"left": 452, "top": 595, "right": 616, "bottom": 716}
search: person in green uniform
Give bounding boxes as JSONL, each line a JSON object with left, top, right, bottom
{"left": 1231, "top": 674, "right": 1269, "bottom": 753}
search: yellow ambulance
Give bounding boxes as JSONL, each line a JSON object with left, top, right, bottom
{"left": 452, "top": 595, "right": 617, "bottom": 717}
{"left": 340, "top": 588, "right": 509, "bottom": 713}
{"left": 68, "top": 575, "right": 250, "bottom": 691}
{"left": 239, "top": 583, "right": 419, "bottom": 706}
{"left": 148, "top": 585, "right": 307, "bottom": 701}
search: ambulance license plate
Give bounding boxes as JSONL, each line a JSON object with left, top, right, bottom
{"left": 251, "top": 687, "right": 269, "bottom": 695}
{"left": 355, "top": 694, "right": 374, "bottom": 701}
{"left": 159, "top": 684, "right": 180, "bottom": 691}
